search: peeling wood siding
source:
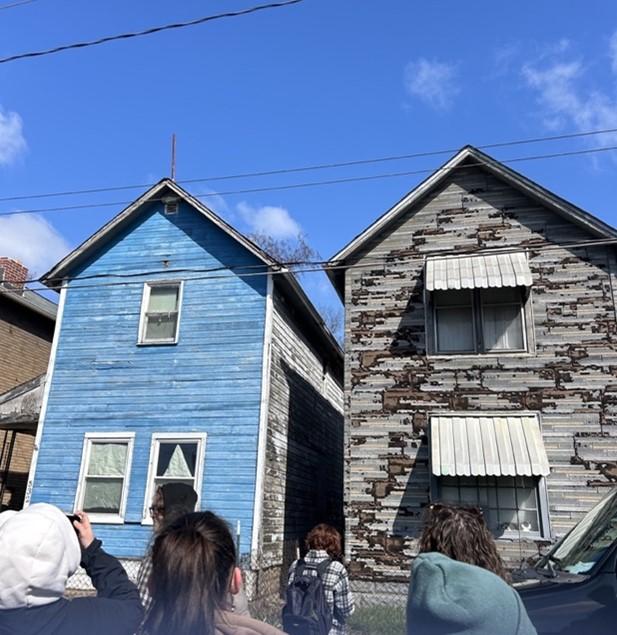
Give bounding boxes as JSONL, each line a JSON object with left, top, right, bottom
{"left": 343, "top": 167, "right": 617, "bottom": 581}
{"left": 259, "top": 289, "right": 344, "bottom": 579}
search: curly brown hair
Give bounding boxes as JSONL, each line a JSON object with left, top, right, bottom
{"left": 305, "top": 523, "right": 342, "bottom": 560}
{"left": 419, "top": 504, "right": 510, "bottom": 582}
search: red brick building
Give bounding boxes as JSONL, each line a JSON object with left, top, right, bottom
{"left": 0, "top": 257, "right": 56, "bottom": 510}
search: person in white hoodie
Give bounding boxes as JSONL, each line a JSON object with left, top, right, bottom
{"left": 0, "top": 503, "right": 143, "bottom": 635}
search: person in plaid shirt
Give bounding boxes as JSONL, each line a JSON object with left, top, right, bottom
{"left": 137, "top": 483, "right": 198, "bottom": 618}
{"left": 287, "top": 524, "right": 354, "bottom": 635}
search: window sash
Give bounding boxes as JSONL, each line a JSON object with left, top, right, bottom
{"left": 139, "top": 282, "right": 183, "bottom": 344}
{"left": 438, "top": 475, "right": 543, "bottom": 536}
{"left": 75, "top": 435, "right": 134, "bottom": 521}
{"left": 432, "top": 288, "right": 526, "bottom": 354}
{"left": 142, "top": 434, "right": 207, "bottom": 524}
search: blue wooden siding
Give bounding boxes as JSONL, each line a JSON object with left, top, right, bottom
{"left": 31, "top": 200, "right": 267, "bottom": 557}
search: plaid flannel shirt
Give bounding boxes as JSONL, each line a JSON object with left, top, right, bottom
{"left": 136, "top": 551, "right": 154, "bottom": 617}
{"left": 288, "top": 549, "right": 355, "bottom": 635}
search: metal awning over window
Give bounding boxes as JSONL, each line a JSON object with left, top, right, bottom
{"left": 425, "top": 252, "right": 532, "bottom": 291}
{"left": 430, "top": 415, "right": 550, "bottom": 477}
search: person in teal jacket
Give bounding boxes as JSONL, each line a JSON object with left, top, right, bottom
{"left": 406, "top": 504, "right": 537, "bottom": 635}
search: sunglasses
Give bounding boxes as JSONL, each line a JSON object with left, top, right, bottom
{"left": 149, "top": 505, "right": 165, "bottom": 517}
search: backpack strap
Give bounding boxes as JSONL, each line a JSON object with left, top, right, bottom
{"left": 293, "top": 558, "right": 307, "bottom": 581}
{"left": 314, "top": 558, "right": 332, "bottom": 578}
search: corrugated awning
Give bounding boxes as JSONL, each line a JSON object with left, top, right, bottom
{"left": 425, "top": 252, "right": 532, "bottom": 291}
{"left": 430, "top": 415, "right": 550, "bottom": 477}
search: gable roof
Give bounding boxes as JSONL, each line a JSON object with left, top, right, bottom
{"left": 327, "top": 145, "right": 617, "bottom": 298}
{"left": 41, "top": 178, "right": 342, "bottom": 372}
{"left": 42, "top": 178, "right": 279, "bottom": 285}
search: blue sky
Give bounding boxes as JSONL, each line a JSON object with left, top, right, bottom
{"left": 1, "top": 0, "right": 617, "bottom": 319}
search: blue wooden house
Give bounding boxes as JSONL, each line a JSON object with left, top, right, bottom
{"left": 26, "top": 179, "right": 343, "bottom": 593}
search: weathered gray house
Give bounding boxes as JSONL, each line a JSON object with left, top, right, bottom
{"left": 328, "top": 146, "right": 617, "bottom": 586}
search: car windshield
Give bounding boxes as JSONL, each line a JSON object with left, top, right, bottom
{"left": 543, "top": 489, "right": 617, "bottom": 575}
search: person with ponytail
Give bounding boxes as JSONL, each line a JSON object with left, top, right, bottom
{"left": 143, "top": 511, "right": 285, "bottom": 635}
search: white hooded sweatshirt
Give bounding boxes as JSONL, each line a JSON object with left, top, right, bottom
{"left": 0, "top": 503, "right": 81, "bottom": 609}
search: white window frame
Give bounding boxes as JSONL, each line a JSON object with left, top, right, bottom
{"left": 74, "top": 432, "right": 135, "bottom": 524}
{"left": 137, "top": 280, "right": 184, "bottom": 345}
{"left": 141, "top": 432, "right": 208, "bottom": 525}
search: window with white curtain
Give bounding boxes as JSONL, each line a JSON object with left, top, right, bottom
{"left": 437, "top": 475, "right": 547, "bottom": 538}
{"left": 138, "top": 281, "right": 183, "bottom": 344}
{"left": 433, "top": 287, "right": 526, "bottom": 354}
{"left": 142, "top": 433, "right": 207, "bottom": 523}
{"left": 75, "top": 433, "right": 134, "bottom": 522}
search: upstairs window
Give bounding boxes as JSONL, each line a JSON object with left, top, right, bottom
{"left": 433, "top": 287, "right": 526, "bottom": 354}
{"left": 138, "top": 281, "right": 183, "bottom": 345}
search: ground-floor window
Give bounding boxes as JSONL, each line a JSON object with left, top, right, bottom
{"left": 436, "top": 475, "right": 549, "bottom": 538}
{"left": 142, "top": 432, "right": 207, "bottom": 523}
{"left": 75, "top": 432, "right": 135, "bottom": 523}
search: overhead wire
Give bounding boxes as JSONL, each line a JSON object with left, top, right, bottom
{"left": 1, "top": 144, "right": 617, "bottom": 218}
{"left": 0, "top": 0, "right": 39, "bottom": 11}
{"left": 2, "top": 235, "right": 617, "bottom": 294}
{"left": 0, "top": 0, "right": 304, "bottom": 64}
{"left": 1, "top": 126, "right": 616, "bottom": 204}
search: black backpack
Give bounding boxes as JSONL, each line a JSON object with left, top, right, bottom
{"left": 282, "top": 559, "right": 333, "bottom": 635}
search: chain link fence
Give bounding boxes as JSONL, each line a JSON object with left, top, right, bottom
{"left": 66, "top": 557, "right": 408, "bottom": 634}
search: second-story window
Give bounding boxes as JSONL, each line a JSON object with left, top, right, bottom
{"left": 138, "top": 281, "right": 183, "bottom": 345}
{"left": 426, "top": 252, "right": 532, "bottom": 355}
{"left": 433, "top": 287, "right": 526, "bottom": 354}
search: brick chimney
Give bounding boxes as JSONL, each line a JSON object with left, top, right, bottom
{"left": 0, "top": 257, "right": 28, "bottom": 290}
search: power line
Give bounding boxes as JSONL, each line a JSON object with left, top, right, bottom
{"left": 1, "top": 127, "right": 616, "bottom": 204}
{"left": 2, "top": 144, "right": 617, "bottom": 218}
{"left": 3, "top": 235, "right": 617, "bottom": 292}
{"left": 0, "top": 0, "right": 304, "bottom": 65}
{"left": 0, "top": 0, "right": 39, "bottom": 11}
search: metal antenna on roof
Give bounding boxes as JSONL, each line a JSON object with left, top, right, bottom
{"left": 170, "top": 133, "right": 177, "bottom": 181}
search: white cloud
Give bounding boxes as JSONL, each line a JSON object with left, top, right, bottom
{"left": 0, "top": 107, "right": 26, "bottom": 166}
{"left": 236, "top": 202, "right": 301, "bottom": 239}
{"left": 521, "top": 41, "right": 617, "bottom": 150}
{"left": 610, "top": 30, "right": 617, "bottom": 74}
{"left": 0, "top": 214, "right": 71, "bottom": 278}
{"left": 404, "top": 59, "right": 459, "bottom": 110}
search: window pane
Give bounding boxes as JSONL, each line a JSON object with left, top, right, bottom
{"left": 517, "top": 487, "right": 538, "bottom": 510}
{"left": 436, "top": 307, "right": 475, "bottom": 352}
{"left": 481, "top": 288, "right": 521, "bottom": 303}
{"left": 154, "top": 477, "right": 195, "bottom": 491}
{"left": 459, "top": 487, "right": 478, "bottom": 505}
{"left": 83, "top": 478, "right": 123, "bottom": 513}
{"left": 482, "top": 303, "right": 524, "bottom": 351}
{"left": 498, "top": 487, "right": 517, "bottom": 509}
{"left": 88, "top": 442, "right": 127, "bottom": 476}
{"left": 148, "top": 286, "right": 179, "bottom": 312}
{"left": 441, "top": 487, "right": 459, "bottom": 503}
{"left": 498, "top": 509, "right": 518, "bottom": 533}
{"left": 518, "top": 509, "right": 540, "bottom": 533}
{"left": 145, "top": 314, "right": 178, "bottom": 341}
{"left": 434, "top": 290, "right": 473, "bottom": 307}
{"left": 157, "top": 442, "right": 197, "bottom": 478}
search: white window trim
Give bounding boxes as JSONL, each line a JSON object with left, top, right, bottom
{"left": 74, "top": 432, "right": 135, "bottom": 525}
{"left": 137, "top": 280, "right": 184, "bottom": 346}
{"left": 141, "top": 432, "right": 208, "bottom": 525}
